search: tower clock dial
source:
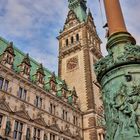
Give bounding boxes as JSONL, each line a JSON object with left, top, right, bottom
{"left": 67, "top": 56, "right": 79, "bottom": 71}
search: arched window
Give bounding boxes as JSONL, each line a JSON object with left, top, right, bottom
{"left": 66, "top": 39, "right": 69, "bottom": 46}
{"left": 76, "top": 34, "right": 79, "bottom": 41}
{"left": 71, "top": 36, "right": 74, "bottom": 44}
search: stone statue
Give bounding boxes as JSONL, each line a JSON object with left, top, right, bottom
{"left": 5, "top": 119, "right": 11, "bottom": 136}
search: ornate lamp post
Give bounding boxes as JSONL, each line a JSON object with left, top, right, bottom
{"left": 95, "top": 0, "right": 140, "bottom": 140}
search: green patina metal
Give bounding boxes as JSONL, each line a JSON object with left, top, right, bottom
{"left": 94, "top": 32, "right": 140, "bottom": 140}
{"left": 68, "top": 0, "right": 87, "bottom": 22}
{"left": 0, "top": 37, "right": 74, "bottom": 104}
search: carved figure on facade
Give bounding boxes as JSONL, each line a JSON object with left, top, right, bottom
{"left": 106, "top": 84, "right": 140, "bottom": 139}
{"left": 5, "top": 118, "right": 11, "bottom": 136}
{"left": 94, "top": 53, "right": 113, "bottom": 79}
{"left": 103, "top": 83, "right": 140, "bottom": 139}
{"left": 124, "top": 43, "right": 140, "bottom": 61}
{"left": 94, "top": 43, "right": 140, "bottom": 81}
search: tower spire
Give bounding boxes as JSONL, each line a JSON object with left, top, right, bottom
{"left": 68, "top": 0, "right": 87, "bottom": 22}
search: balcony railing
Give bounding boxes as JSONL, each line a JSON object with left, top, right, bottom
{"left": 61, "top": 41, "right": 81, "bottom": 53}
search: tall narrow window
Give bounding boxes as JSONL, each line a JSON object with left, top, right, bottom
{"left": 63, "top": 110, "right": 65, "bottom": 120}
{"left": 50, "top": 133, "right": 56, "bottom": 140}
{"left": 50, "top": 103, "right": 56, "bottom": 115}
{"left": 4, "top": 80, "right": 9, "bottom": 92}
{"left": 73, "top": 116, "right": 78, "bottom": 125}
{"left": 33, "top": 128, "right": 41, "bottom": 140}
{"left": 62, "top": 110, "right": 68, "bottom": 121}
{"left": 44, "top": 134, "right": 48, "bottom": 140}
{"left": 66, "top": 39, "right": 69, "bottom": 46}
{"left": 76, "top": 34, "right": 79, "bottom": 41}
{"left": 13, "top": 121, "right": 23, "bottom": 140}
{"left": 38, "top": 74, "right": 44, "bottom": 84}
{"left": 35, "top": 96, "right": 42, "bottom": 108}
{"left": 23, "top": 65, "right": 29, "bottom": 75}
{"left": 0, "top": 115, "right": 3, "bottom": 127}
{"left": 26, "top": 128, "right": 30, "bottom": 140}
{"left": 0, "top": 77, "right": 9, "bottom": 92}
{"left": 0, "top": 77, "right": 4, "bottom": 90}
{"left": 6, "top": 55, "right": 12, "bottom": 64}
{"left": 18, "top": 87, "right": 27, "bottom": 101}
{"left": 71, "top": 36, "right": 74, "bottom": 44}
{"left": 50, "top": 103, "right": 53, "bottom": 114}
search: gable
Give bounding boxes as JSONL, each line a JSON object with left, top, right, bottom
{"left": 50, "top": 123, "right": 61, "bottom": 132}
{"left": 14, "top": 110, "right": 31, "bottom": 120}
{"left": 64, "top": 10, "right": 80, "bottom": 30}
{"left": 0, "top": 100, "right": 12, "bottom": 113}
{"left": 34, "top": 117, "right": 47, "bottom": 127}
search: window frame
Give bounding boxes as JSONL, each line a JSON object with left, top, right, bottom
{"left": 0, "top": 77, "right": 9, "bottom": 92}
{"left": 0, "top": 115, "right": 3, "bottom": 127}
{"left": 50, "top": 103, "right": 56, "bottom": 115}
{"left": 66, "top": 39, "right": 69, "bottom": 46}
{"left": 0, "top": 77, "right": 4, "bottom": 90}
{"left": 13, "top": 120, "right": 23, "bottom": 140}
{"left": 35, "top": 96, "right": 42, "bottom": 108}
{"left": 76, "top": 34, "right": 79, "bottom": 42}
{"left": 33, "top": 127, "right": 41, "bottom": 140}
{"left": 18, "top": 87, "right": 27, "bottom": 101}
{"left": 71, "top": 36, "right": 74, "bottom": 44}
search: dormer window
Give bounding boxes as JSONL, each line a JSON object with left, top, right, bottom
{"left": 36, "top": 64, "right": 45, "bottom": 85}
{"left": 62, "top": 89, "right": 67, "bottom": 98}
{"left": 76, "top": 34, "right": 79, "bottom": 41}
{"left": 38, "top": 74, "right": 44, "bottom": 84}
{"left": 72, "top": 87, "right": 78, "bottom": 104}
{"left": 6, "top": 55, "right": 13, "bottom": 65}
{"left": 49, "top": 72, "right": 57, "bottom": 92}
{"left": 1, "top": 42, "right": 15, "bottom": 68}
{"left": 61, "top": 80, "right": 68, "bottom": 98}
{"left": 23, "top": 65, "right": 30, "bottom": 75}
{"left": 19, "top": 54, "right": 31, "bottom": 78}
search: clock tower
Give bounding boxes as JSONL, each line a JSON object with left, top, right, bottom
{"left": 57, "top": 0, "right": 105, "bottom": 140}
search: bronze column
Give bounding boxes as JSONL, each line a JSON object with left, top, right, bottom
{"left": 103, "top": 0, "right": 127, "bottom": 36}
{"left": 95, "top": 0, "right": 140, "bottom": 140}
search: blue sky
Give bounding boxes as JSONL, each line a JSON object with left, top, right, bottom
{"left": 0, "top": 0, "right": 140, "bottom": 74}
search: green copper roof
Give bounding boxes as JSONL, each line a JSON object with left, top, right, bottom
{"left": 68, "top": 0, "right": 87, "bottom": 22}
{"left": 0, "top": 36, "right": 74, "bottom": 104}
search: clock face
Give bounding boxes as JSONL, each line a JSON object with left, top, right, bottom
{"left": 67, "top": 56, "right": 78, "bottom": 71}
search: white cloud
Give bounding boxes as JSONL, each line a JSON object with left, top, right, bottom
{"left": 0, "top": 0, "right": 139, "bottom": 73}
{"left": 0, "top": 0, "right": 68, "bottom": 72}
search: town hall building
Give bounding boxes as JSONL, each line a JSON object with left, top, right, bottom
{"left": 0, "top": 0, "right": 105, "bottom": 140}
